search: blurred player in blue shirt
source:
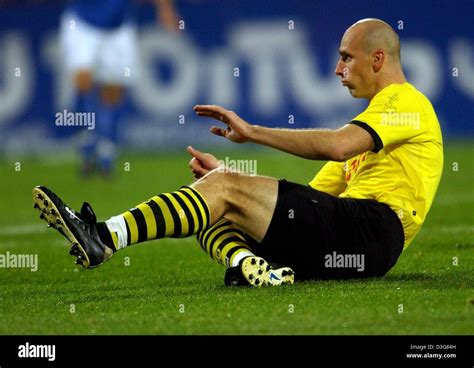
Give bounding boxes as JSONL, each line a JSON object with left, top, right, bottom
{"left": 60, "top": 0, "right": 179, "bottom": 177}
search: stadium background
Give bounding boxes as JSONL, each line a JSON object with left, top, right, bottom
{"left": 0, "top": 0, "right": 473, "bottom": 155}
{"left": 0, "top": 0, "right": 473, "bottom": 339}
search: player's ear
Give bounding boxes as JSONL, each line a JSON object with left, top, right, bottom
{"left": 372, "top": 50, "right": 385, "bottom": 72}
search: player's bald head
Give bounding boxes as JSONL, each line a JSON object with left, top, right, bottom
{"left": 336, "top": 19, "right": 406, "bottom": 99}
{"left": 345, "top": 18, "right": 401, "bottom": 63}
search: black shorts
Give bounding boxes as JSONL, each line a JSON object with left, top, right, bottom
{"left": 247, "top": 180, "right": 404, "bottom": 281}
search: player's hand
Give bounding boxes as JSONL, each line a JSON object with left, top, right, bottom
{"left": 193, "top": 105, "right": 253, "bottom": 144}
{"left": 187, "top": 146, "right": 220, "bottom": 179}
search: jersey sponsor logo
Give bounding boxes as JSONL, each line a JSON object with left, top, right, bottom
{"left": 345, "top": 152, "right": 367, "bottom": 182}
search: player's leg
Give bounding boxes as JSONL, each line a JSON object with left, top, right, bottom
{"left": 95, "top": 83, "right": 124, "bottom": 176}
{"left": 238, "top": 180, "right": 405, "bottom": 281}
{"left": 74, "top": 70, "right": 93, "bottom": 92}
{"left": 94, "top": 22, "right": 137, "bottom": 176}
{"left": 74, "top": 69, "right": 99, "bottom": 175}
{"left": 102, "top": 170, "right": 279, "bottom": 248}
{"left": 60, "top": 11, "right": 99, "bottom": 97}
{"left": 102, "top": 170, "right": 296, "bottom": 286}
{"left": 196, "top": 219, "right": 254, "bottom": 268}
{"left": 33, "top": 170, "right": 278, "bottom": 267}
{"left": 60, "top": 11, "right": 101, "bottom": 175}
{"left": 195, "top": 219, "right": 295, "bottom": 287}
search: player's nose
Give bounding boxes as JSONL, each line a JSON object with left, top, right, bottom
{"left": 335, "top": 59, "right": 344, "bottom": 76}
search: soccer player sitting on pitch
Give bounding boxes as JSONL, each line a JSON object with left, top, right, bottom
{"left": 34, "top": 19, "right": 443, "bottom": 287}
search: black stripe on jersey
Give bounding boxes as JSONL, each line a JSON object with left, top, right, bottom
{"left": 350, "top": 120, "right": 383, "bottom": 153}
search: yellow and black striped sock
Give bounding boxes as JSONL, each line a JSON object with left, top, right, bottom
{"left": 196, "top": 219, "right": 255, "bottom": 267}
{"left": 101, "top": 186, "right": 210, "bottom": 250}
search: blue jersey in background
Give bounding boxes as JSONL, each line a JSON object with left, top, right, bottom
{"left": 68, "top": 0, "right": 137, "bottom": 29}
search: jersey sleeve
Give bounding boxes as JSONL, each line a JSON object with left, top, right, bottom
{"left": 309, "top": 161, "right": 347, "bottom": 196}
{"left": 350, "top": 87, "right": 426, "bottom": 152}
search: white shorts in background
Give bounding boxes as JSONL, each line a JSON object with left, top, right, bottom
{"left": 60, "top": 11, "right": 138, "bottom": 85}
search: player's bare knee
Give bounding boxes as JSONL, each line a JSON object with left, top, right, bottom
{"left": 74, "top": 70, "right": 93, "bottom": 93}
{"left": 212, "top": 171, "right": 248, "bottom": 212}
{"left": 199, "top": 169, "right": 231, "bottom": 193}
{"left": 196, "top": 170, "right": 242, "bottom": 211}
{"left": 101, "top": 85, "right": 124, "bottom": 105}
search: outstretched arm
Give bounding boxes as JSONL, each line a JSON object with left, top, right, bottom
{"left": 194, "top": 104, "right": 374, "bottom": 162}
{"left": 153, "top": 0, "right": 180, "bottom": 32}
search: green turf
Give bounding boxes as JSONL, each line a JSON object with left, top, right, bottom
{"left": 0, "top": 142, "right": 473, "bottom": 335}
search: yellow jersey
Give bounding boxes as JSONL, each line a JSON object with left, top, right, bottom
{"left": 309, "top": 83, "right": 443, "bottom": 249}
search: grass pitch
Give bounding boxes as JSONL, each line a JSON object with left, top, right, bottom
{"left": 0, "top": 142, "right": 473, "bottom": 334}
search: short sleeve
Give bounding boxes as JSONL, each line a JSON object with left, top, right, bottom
{"left": 350, "top": 86, "right": 426, "bottom": 152}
